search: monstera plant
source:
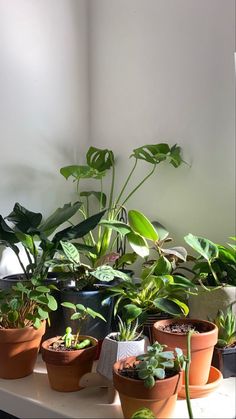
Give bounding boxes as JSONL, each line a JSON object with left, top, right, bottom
{"left": 60, "top": 143, "right": 186, "bottom": 268}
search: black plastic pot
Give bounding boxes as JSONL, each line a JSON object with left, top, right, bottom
{"left": 212, "top": 346, "right": 236, "bottom": 378}
{"left": 142, "top": 312, "right": 173, "bottom": 344}
{"left": 60, "top": 287, "right": 113, "bottom": 341}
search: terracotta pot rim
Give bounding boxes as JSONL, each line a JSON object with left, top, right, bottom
{"left": 0, "top": 321, "right": 45, "bottom": 333}
{"left": 113, "top": 368, "right": 181, "bottom": 386}
{"left": 42, "top": 334, "right": 98, "bottom": 353}
{"left": 153, "top": 318, "right": 217, "bottom": 336}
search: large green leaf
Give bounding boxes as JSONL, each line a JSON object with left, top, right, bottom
{"left": 131, "top": 143, "right": 171, "bottom": 164}
{"left": 184, "top": 234, "right": 218, "bottom": 261}
{"left": 128, "top": 210, "right": 158, "bottom": 241}
{"left": 122, "top": 304, "right": 142, "bottom": 323}
{"left": 153, "top": 256, "right": 172, "bottom": 275}
{"left": 80, "top": 191, "right": 107, "bottom": 208}
{"left": 0, "top": 216, "right": 18, "bottom": 244}
{"left": 53, "top": 210, "right": 106, "bottom": 242}
{"left": 169, "top": 144, "right": 184, "bottom": 168}
{"left": 60, "top": 165, "right": 105, "bottom": 180}
{"left": 86, "top": 146, "right": 114, "bottom": 172}
{"left": 6, "top": 203, "right": 42, "bottom": 232}
{"left": 151, "top": 221, "right": 169, "bottom": 241}
{"left": 153, "top": 297, "right": 185, "bottom": 316}
{"left": 40, "top": 202, "right": 81, "bottom": 234}
{"left": 60, "top": 241, "right": 80, "bottom": 264}
{"left": 15, "top": 232, "right": 36, "bottom": 255}
{"left": 162, "top": 246, "right": 187, "bottom": 262}
{"left": 99, "top": 220, "right": 132, "bottom": 236}
{"left": 127, "top": 231, "right": 149, "bottom": 258}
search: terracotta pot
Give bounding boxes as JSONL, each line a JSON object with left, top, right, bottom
{"left": 113, "top": 356, "right": 182, "bottom": 419}
{"left": 41, "top": 335, "right": 98, "bottom": 392}
{"left": 153, "top": 318, "right": 218, "bottom": 385}
{"left": 97, "top": 332, "right": 149, "bottom": 381}
{"left": 0, "top": 322, "right": 46, "bottom": 379}
{"left": 142, "top": 312, "right": 173, "bottom": 344}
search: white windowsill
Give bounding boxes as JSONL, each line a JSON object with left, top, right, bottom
{"left": 0, "top": 355, "right": 235, "bottom": 419}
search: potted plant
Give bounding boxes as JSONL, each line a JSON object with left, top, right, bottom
{"left": 41, "top": 302, "right": 105, "bottom": 391}
{"left": 0, "top": 277, "right": 58, "bottom": 379}
{"left": 107, "top": 211, "right": 197, "bottom": 342}
{"left": 60, "top": 143, "right": 186, "bottom": 268}
{"left": 211, "top": 303, "right": 236, "bottom": 378}
{"left": 153, "top": 317, "right": 218, "bottom": 386}
{"left": 113, "top": 341, "right": 186, "bottom": 419}
{"left": 97, "top": 304, "right": 148, "bottom": 381}
{"left": 0, "top": 202, "right": 106, "bottom": 338}
{"left": 46, "top": 240, "right": 130, "bottom": 342}
{"left": 184, "top": 234, "right": 236, "bottom": 320}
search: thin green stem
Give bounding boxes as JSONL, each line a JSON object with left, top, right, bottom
{"left": 115, "top": 159, "right": 138, "bottom": 206}
{"left": 108, "top": 163, "right": 116, "bottom": 210}
{"left": 185, "top": 330, "right": 194, "bottom": 419}
{"left": 208, "top": 260, "right": 221, "bottom": 286}
{"left": 120, "top": 164, "right": 157, "bottom": 207}
{"left": 14, "top": 251, "right": 28, "bottom": 278}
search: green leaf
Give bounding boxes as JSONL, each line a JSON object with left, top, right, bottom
{"left": 162, "top": 246, "right": 187, "bottom": 262}
{"left": 116, "top": 252, "right": 137, "bottom": 268}
{"left": 15, "top": 232, "right": 36, "bottom": 255}
{"left": 122, "top": 304, "right": 142, "bottom": 323}
{"left": 99, "top": 220, "right": 132, "bottom": 236}
{"left": 40, "top": 202, "right": 81, "bottom": 234}
{"left": 75, "top": 303, "right": 86, "bottom": 311}
{"left": 47, "top": 295, "right": 58, "bottom": 311}
{"left": 151, "top": 221, "right": 169, "bottom": 241}
{"left": 184, "top": 234, "right": 219, "bottom": 261}
{"left": 61, "top": 302, "right": 76, "bottom": 310}
{"left": 86, "top": 146, "right": 114, "bottom": 172}
{"left": 153, "top": 256, "right": 172, "bottom": 275}
{"left": 70, "top": 313, "right": 81, "bottom": 320}
{"left": 53, "top": 210, "right": 106, "bottom": 242}
{"left": 144, "top": 375, "right": 155, "bottom": 388}
{"left": 60, "top": 241, "right": 80, "bottom": 264}
{"left": 0, "top": 216, "right": 18, "bottom": 244}
{"left": 36, "top": 286, "right": 51, "bottom": 293}
{"left": 128, "top": 210, "right": 158, "bottom": 241}
{"left": 8, "top": 310, "right": 19, "bottom": 323}
{"left": 127, "top": 232, "right": 149, "bottom": 258}
{"left": 6, "top": 202, "right": 42, "bottom": 232}
{"left": 60, "top": 165, "right": 105, "bottom": 180}
{"left": 91, "top": 265, "right": 121, "bottom": 282}
{"left": 86, "top": 307, "right": 106, "bottom": 321}
{"left": 38, "top": 307, "right": 49, "bottom": 320}
{"left": 154, "top": 368, "right": 165, "bottom": 380}
{"left": 33, "top": 318, "right": 42, "bottom": 329}
{"left": 153, "top": 297, "right": 185, "bottom": 316}
{"left": 80, "top": 191, "right": 107, "bottom": 208}
{"left": 131, "top": 143, "right": 170, "bottom": 164}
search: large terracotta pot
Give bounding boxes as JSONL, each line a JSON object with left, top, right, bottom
{"left": 97, "top": 332, "right": 148, "bottom": 381}
{"left": 41, "top": 335, "right": 98, "bottom": 392}
{"left": 113, "top": 356, "right": 182, "bottom": 419}
{"left": 153, "top": 318, "right": 218, "bottom": 385}
{"left": 0, "top": 322, "right": 46, "bottom": 379}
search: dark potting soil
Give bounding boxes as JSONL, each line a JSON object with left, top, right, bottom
{"left": 158, "top": 323, "right": 205, "bottom": 334}
{"left": 49, "top": 340, "right": 92, "bottom": 351}
{"left": 118, "top": 363, "right": 177, "bottom": 381}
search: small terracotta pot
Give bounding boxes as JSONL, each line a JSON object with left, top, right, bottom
{"left": 41, "top": 335, "right": 98, "bottom": 392}
{"left": 113, "top": 356, "right": 182, "bottom": 419}
{"left": 153, "top": 318, "right": 218, "bottom": 385}
{"left": 0, "top": 322, "right": 46, "bottom": 379}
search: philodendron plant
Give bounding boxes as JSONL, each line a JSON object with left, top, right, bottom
{"left": 184, "top": 234, "right": 236, "bottom": 286}
{"left": 108, "top": 210, "right": 197, "bottom": 318}
{"left": 0, "top": 202, "right": 106, "bottom": 282}
{"left": 60, "top": 143, "right": 186, "bottom": 267}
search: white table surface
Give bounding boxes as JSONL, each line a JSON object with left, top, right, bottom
{"left": 0, "top": 355, "right": 235, "bottom": 419}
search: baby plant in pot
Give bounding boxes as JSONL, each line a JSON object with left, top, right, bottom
{"left": 113, "top": 338, "right": 194, "bottom": 419}
{"left": 46, "top": 240, "right": 130, "bottom": 341}
{"left": 0, "top": 277, "right": 58, "bottom": 379}
{"left": 41, "top": 302, "right": 105, "bottom": 391}
{"left": 211, "top": 303, "right": 236, "bottom": 378}
{"left": 184, "top": 234, "right": 236, "bottom": 319}
{"left": 60, "top": 143, "right": 186, "bottom": 268}
{"left": 97, "top": 303, "right": 148, "bottom": 381}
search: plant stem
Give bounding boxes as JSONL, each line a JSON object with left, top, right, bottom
{"left": 185, "top": 330, "right": 194, "bottom": 419}
{"left": 208, "top": 260, "right": 221, "bottom": 286}
{"left": 120, "top": 164, "right": 157, "bottom": 207}
{"left": 115, "top": 159, "right": 138, "bottom": 206}
{"left": 108, "top": 162, "right": 116, "bottom": 210}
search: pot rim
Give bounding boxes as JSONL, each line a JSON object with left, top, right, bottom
{"left": 153, "top": 318, "right": 217, "bottom": 336}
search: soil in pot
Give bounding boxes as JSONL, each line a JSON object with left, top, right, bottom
{"left": 153, "top": 318, "right": 218, "bottom": 386}
{"left": 41, "top": 335, "right": 98, "bottom": 392}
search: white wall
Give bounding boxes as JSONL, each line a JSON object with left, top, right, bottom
{"left": 0, "top": 0, "right": 235, "bottom": 274}
{"left": 0, "top": 0, "right": 89, "bottom": 274}
{"left": 90, "top": 0, "right": 235, "bottom": 245}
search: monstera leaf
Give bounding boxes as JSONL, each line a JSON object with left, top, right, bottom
{"left": 86, "top": 146, "right": 114, "bottom": 172}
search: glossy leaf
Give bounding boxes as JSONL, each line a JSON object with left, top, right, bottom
{"left": 60, "top": 241, "right": 80, "bottom": 264}
{"left": 131, "top": 143, "right": 171, "bottom": 164}
{"left": 127, "top": 231, "right": 149, "bottom": 258}
{"left": 60, "top": 165, "right": 105, "bottom": 180}
{"left": 153, "top": 256, "right": 172, "bottom": 275}
{"left": 99, "top": 220, "right": 132, "bottom": 235}
{"left": 162, "top": 246, "right": 187, "bottom": 262}
{"left": 153, "top": 297, "right": 184, "bottom": 316}
{"left": 0, "top": 216, "right": 18, "bottom": 244}
{"left": 86, "top": 146, "right": 114, "bottom": 172}
{"left": 184, "top": 234, "right": 218, "bottom": 261}
{"left": 122, "top": 304, "right": 142, "bottom": 323}
{"left": 40, "top": 202, "right": 81, "bottom": 234}
{"left": 151, "top": 221, "right": 169, "bottom": 241}
{"left": 128, "top": 210, "right": 158, "bottom": 241}
{"left": 6, "top": 203, "right": 42, "bottom": 232}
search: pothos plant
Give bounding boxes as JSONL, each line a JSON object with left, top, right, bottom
{"left": 0, "top": 202, "right": 106, "bottom": 281}
{"left": 108, "top": 210, "right": 197, "bottom": 318}
{"left": 0, "top": 278, "right": 58, "bottom": 329}
{"left": 60, "top": 143, "right": 186, "bottom": 268}
{"left": 184, "top": 234, "right": 236, "bottom": 287}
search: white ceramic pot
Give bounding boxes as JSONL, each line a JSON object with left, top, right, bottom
{"left": 97, "top": 332, "right": 149, "bottom": 381}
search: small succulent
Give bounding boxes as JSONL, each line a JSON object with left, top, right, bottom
{"left": 212, "top": 304, "right": 236, "bottom": 348}
{"left": 131, "top": 407, "right": 155, "bottom": 419}
{"left": 136, "top": 342, "right": 184, "bottom": 388}
{"left": 116, "top": 304, "right": 143, "bottom": 342}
